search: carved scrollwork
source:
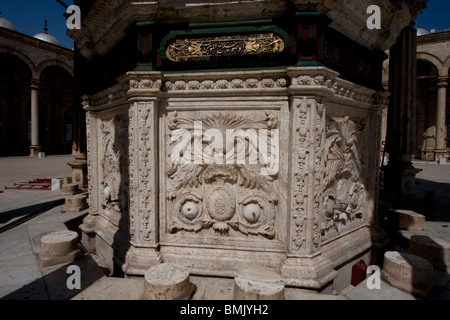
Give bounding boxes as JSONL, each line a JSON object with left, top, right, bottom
{"left": 232, "top": 194, "right": 276, "bottom": 238}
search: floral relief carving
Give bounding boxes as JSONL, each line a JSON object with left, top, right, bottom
{"left": 129, "top": 78, "right": 162, "bottom": 91}
{"left": 100, "top": 116, "right": 129, "bottom": 218}
{"left": 291, "top": 98, "right": 313, "bottom": 251}
{"left": 129, "top": 102, "right": 155, "bottom": 242}
{"left": 321, "top": 115, "right": 367, "bottom": 236}
{"left": 291, "top": 97, "right": 325, "bottom": 252}
{"left": 137, "top": 104, "right": 154, "bottom": 241}
{"left": 164, "top": 77, "right": 288, "bottom": 91}
{"left": 165, "top": 111, "right": 279, "bottom": 238}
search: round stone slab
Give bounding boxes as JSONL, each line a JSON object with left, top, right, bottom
{"left": 381, "top": 251, "right": 434, "bottom": 298}
{"left": 409, "top": 235, "right": 450, "bottom": 272}
{"left": 233, "top": 268, "right": 285, "bottom": 300}
{"left": 142, "top": 263, "right": 195, "bottom": 300}
{"left": 39, "top": 230, "right": 82, "bottom": 267}
{"left": 40, "top": 231, "right": 79, "bottom": 258}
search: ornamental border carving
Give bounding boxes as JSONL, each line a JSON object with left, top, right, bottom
{"left": 81, "top": 68, "right": 383, "bottom": 111}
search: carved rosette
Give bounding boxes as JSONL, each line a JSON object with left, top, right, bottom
{"left": 320, "top": 116, "right": 367, "bottom": 238}
{"left": 166, "top": 111, "right": 279, "bottom": 238}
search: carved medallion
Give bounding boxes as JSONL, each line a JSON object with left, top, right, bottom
{"left": 206, "top": 185, "right": 236, "bottom": 222}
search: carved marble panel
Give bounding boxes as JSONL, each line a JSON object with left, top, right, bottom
{"left": 98, "top": 115, "right": 129, "bottom": 229}
{"left": 160, "top": 102, "right": 289, "bottom": 251}
{"left": 320, "top": 115, "right": 368, "bottom": 240}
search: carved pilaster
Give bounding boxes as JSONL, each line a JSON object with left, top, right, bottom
{"left": 282, "top": 75, "right": 335, "bottom": 286}
{"left": 287, "top": 97, "right": 325, "bottom": 256}
{"left": 124, "top": 72, "right": 163, "bottom": 274}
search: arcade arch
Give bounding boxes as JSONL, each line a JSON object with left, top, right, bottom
{"left": 0, "top": 31, "right": 74, "bottom": 156}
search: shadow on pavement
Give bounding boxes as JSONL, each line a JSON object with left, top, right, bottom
{"left": 0, "top": 199, "right": 65, "bottom": 233}
{"left": 0, "top": 251, "right": 106, "bottom": 300}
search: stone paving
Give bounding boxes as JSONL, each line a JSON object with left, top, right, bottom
{"left": 0, "top": 156, "right": 449, "bottom": 300}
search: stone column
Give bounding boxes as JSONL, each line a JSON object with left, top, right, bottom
{"left": 435, "top": 76, "right": 448, "bottom": 161}
{"left": 67, "top": 47, "right": 88, "bottom": 191}
{"left": 384, "top": 25, "right": 422, "bottom": 199}
{"left": 30, "top": 79, "right": 41, "bottom": 157}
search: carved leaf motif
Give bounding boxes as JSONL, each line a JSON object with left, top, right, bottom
{"left": 322, "top": 115, "right": 367, "bottom": 236}
{"left": 324, "top": 116, "right": 365, "bottom": 187}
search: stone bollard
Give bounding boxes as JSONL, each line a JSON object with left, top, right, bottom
{"left": 409, "top": 235, "right": 450, "bottom": 273}
{"left": 233, "top": 268, "right": 285, "bottom": 300}
{"left": 142, "top": 263, "right": 196, "bottom": 300}
{"left": 39, "top": 231, "right": 83, "bottom": 268}
{"left": 381, "top": 251, "right": 434, "bottom": 298}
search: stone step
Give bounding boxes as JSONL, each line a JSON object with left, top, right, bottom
{"left": 381, "top": 251, "right": 434, "bottom": 298}
{"left": 409, "top": 234, "right": 450, "bottom": 273}
{"left": 389, "top": 209, "right": 426, "bottom": 231}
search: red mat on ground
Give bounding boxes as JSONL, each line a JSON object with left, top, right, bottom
{"left": 4, "top": 178, "right": 52, "bottom": 191}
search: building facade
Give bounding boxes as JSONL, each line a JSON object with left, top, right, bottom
{"left": 0, "top": 17, "right": 74, "bottom": 156}
{"left": 416, "top": 30, "right": 450, "bottom": 161}
{"left": 381, "top": 30, "right": 450, "bottom": 162}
